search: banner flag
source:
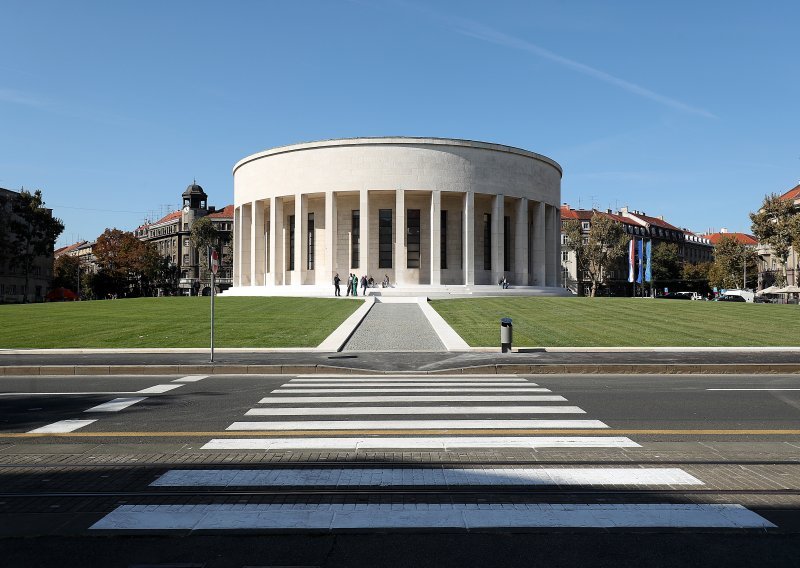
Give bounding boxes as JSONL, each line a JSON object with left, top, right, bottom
{"left": 645, "top": 240, "right": 652, "bottom": 282}
{"left": 628, "top": 239, "right": 635, "bottom": 283}
{"left": 636, "top": 239, "right": 644, "bottom": 284}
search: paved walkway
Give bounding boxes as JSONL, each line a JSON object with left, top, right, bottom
{"left": 342, "top": 303, "right": 445, "bottom": 351}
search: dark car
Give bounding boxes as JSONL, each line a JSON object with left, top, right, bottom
{"left": 717, "top": 295, "right": 746, "bottom": 302}
{"left": 659, "top": 293, "right": 691, "bottom": 300}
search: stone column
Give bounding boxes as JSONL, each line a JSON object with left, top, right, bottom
{"left": 240, "top": 203, "right": 252, "bottom": 286}
{"left": 531, "top": 201, "right": 546, "bottom": 286}
{"left": 252, "top": 200, "right": 265, "bottom": 286}
{"left": 293, "top": 194, "right": 303, "bottom": 286}
{"left": 515, "top": 197, "right": 529, "bottom": 286}
{"left": 359, "top": 189, "right": 369, "bottom": 277}
{"left": 234, "top": 206, "right": 241, "bottom": 287}
{"left": 463, "top": 192, "right": 474, "bottom": 285}
{"left": 545, "top": 204, "right": 556, "bottom": 287}
{"left": 491, "top": 194, "right": 504, "bottom": 284}
{"left": 395, "top": 189, "right": 406, "bottom": 285}
{"left": 325, "top": 191, "right": 336, "bottom": 285}
{"left": 269, "top": 197, "right": 283, "bottom": 285}
{"left": 430, "top": 190, "right": 441, "bottom": 285}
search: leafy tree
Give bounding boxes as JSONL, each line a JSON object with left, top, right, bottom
{"left": 92, "top": 228, "right": 163, "bottom": 297}
{"left": 7, "top": 190, "right": 65, "bottom": 302}
{"left": 651, "top": 242, "right": 681, "bottom": 283}
{"left": 709, "top": 236, "right": 758, "bottom": 290}
{"left": 564, "top": 213, "right": 628, "bottom": 297}
{"left": 750, "top": 194, "right": 797, "bottom": 286}
{"left": 190, "top": 216, "right": 222, "bottom": 280}
{"left": 53, "top": 254, "right": 82, "bottom": 292}
{"left": 682, "top": 261, "right": 712, "bottom": 292}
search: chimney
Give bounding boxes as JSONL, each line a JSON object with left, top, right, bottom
{"left": 721, "top": 227, "right": 729, "bottom": 234}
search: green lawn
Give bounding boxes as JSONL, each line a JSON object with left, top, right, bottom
{"left": 430, "top": 297, "right": 800, "bottom": 347}
{"left": 0, "top": 297, "right": 360, "bottom": 348}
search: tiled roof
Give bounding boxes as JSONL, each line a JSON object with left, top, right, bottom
{"left": 207, "top": 204, "right": 234, "bottom": 219}
{"left": 55, "top": 240, "right": 87, "bottom": 257}
{"left": 779, "top": 184, "right": 800, "bottom": 202}
{"left": 560, "top": 205, "right": 593, "bottom": 221}
{"left": 630, "top": 212, "right": 681, "bottom": 231}
{"left": 152, "top": 210, "right": 181, "bottom": 226}
{"left": 706, "top": 232, "right": 758, "bottom": 246}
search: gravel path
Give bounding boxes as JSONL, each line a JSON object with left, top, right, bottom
{"left": 342, "top": 303, "right": 446, "bottom": 351}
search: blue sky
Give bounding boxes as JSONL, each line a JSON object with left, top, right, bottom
{"left": 2, "top": 1, "right": 798, "bottom": 248}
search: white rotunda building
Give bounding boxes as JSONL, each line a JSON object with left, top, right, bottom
{"left": 231, "top": 137, "right": 563, "bottom": 294}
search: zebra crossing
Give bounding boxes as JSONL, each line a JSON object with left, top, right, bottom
{"left": 91, "top": 375, "right": 776, "bottom": 531}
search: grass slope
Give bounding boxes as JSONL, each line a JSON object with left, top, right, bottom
{"left": 0, "top": 297, "right": 360, "bottom": 348}
{"left": 430, "top": 297, "right": 800, "bottom": 347}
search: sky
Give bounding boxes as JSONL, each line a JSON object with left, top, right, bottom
{"left": 2, "top": 0, "right": 798, "bottom": 249}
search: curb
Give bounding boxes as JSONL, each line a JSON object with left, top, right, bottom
{"left": 2, "top": 363, "right": 799, "bottom": 376}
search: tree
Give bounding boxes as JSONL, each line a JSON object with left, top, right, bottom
{"left": 190, "top": 216, "right": 221, "bottom": 281}
{"left": 564, "top": 213, "right": 628, "bottom": 297}
{"left": 750, "top": 194, "right": 797, "bottom": 286}
{"left": 651, "top": 242, "right": 681, "bottom": 284}
{"left": 7, "top": 190, "right": 65, "bottom": 302}
{"left": 92, "top": 228, "right": 162, "bottom": 297}
{"left": 709, "top": 236, "right": 758, "bottom": 290}
{"left": 682, "top": 261, "right": 712, "bottom": 293}
{"left": 53, "top": 254, "right": 82, "bottom": 292}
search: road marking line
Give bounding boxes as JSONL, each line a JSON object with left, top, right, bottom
{"left": 259, "top": 395, "right": 568, "bottom": 403}
{"left": 151, "top": 467, "right": 702, "bottom": 487}
{"left": 136, "top": 384, "right": 183, "bottom": 394}
{"left": 707, "top": 388, "right": 800, "bottom": 391}
{"left": 289, "top": 378, "right": 531, "bottom": 383}
{"left": 293, "top": 374, "right": 522, "bottom": 379}
{"left": 225, "top": 420, "right": 609, "bottom": 431}
{"left": 84, "top": 397, "right": 148, "bottom": 413}
{"left": 271, "top": 388, "right": 551, "bottom": 394}
{"left": 172, "top": 375, "right": 209, "bottom": 383}
{"left": 27, "top": 419, "right": 97, "bottom": 433}
{"left": 245, "top": 406, "right": 586, "bottom": 416}
{"left": 92, "top": 503, "right": 774, "bottom": 530}
{"left": 282, "top": 382, "right": 532, "bottom": 387}
{"left": 0, "top": 392, "right": 151, "bottom": 396}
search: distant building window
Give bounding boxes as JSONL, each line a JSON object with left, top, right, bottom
{"left": 351, "top": 210, "right": 360, "bottom": 269}
{"left": 562, "top": 251, "right": 569, "bottom": 262}
{"left": 581, "top": 221, "right": 590, "bottom": 230}
{"left": 407, "top": 209, "right": 420, "bottom": 268}
{"left": 183, "top": 254, "right": 189, "bottom": 264}
{"left": 379, "top": 209, "right": 392, "bottom": 269}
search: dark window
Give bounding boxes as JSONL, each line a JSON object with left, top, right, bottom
{"left": 483, "top": 213, "right": 491, "bottom": 270}
{"left": 407, "top": 209, "right": 420, "bottom": 268}
{"left": 307, "top": 213, "right": 314, "bottom": 270}
{"left": 504, "top": 215, "right": 511, "bottom": 272}
{"left": 441, "top": 210, "right": 447, "bottom": 269}
{"left": 379, "top": 209, "right": 393, "bottom": 269}
{"left": 288, "top": 215, "right": 295, "bottom": 271}
{"left": 351, "top": 210, "right": 359, "bottom": 269}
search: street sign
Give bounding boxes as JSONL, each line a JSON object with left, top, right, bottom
{"left": 211, "top": 248, "right": 219, "bottom": 275}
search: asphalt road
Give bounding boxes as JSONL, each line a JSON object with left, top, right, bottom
{"left": 1, "top": 372, "right": 800, "bottom": 567}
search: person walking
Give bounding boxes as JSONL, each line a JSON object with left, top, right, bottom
{"left": 346, "top": 273, "right": 352, "bottom": 296}
{"left": 360, "top": 274, "right": 367, "bottom": 296}
{"left": 352, "top": 273, "right": 358, "bottom": 297}
{"left": 334, "top": 273, "right": 341, "bottom": 297}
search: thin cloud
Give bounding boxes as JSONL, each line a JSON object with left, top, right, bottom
{"left": 384, "top": 1, "right": 716, "bottom": 119}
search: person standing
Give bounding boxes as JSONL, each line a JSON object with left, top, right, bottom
{"left": 346, "top": 273, "right": 352, "bottom": 296}
{"left": 334, "top": 273, "right": 341, "bottom": 297}
{"left": 360, "top": 274, "right": 367, "bottom": 296}
{"left": 352, "top": 273, "right": 358, "bottom": 297}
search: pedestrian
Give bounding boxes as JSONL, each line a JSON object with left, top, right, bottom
{"left": 361, "top": 274, "right": 367, "bottom": 295}
{"left": 346, "top": 273, "right": 352, "bottom": 296}
{"left": 334, "top": 273, "right": 341, "bottom": 297}
{"left": 352, "top": 273, "right": 358, "bottom": 296}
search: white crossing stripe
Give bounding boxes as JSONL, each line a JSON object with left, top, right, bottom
{"left": 151, "top": 467, "right": 703, "bottom": 487}
{"left": 226, "top": 419, "right": 608, "bottom": 431}
{"left": 172, "top": 375, "right": 209, "bottom": 383}
{"left": 282, "top": 382, "right": 531, "bottom": 388}
{"left": 272, "top": 388, "right": 551, "bottom": 394}
{"left": 707, "top": 388, "right": 800, "bottom": 391}
{"left": 28, "top": 419, "right": 97, "bottom": 433}
{"left": 90, "top": 503, "right": 775, "bottom": 530}
{"left": 259, "top": 395, "right": 567, "bottom": 403}
{"left": 201, "top": 437, "right": 640, "bottom": 450}
{"left": 289, "top": 377, "right": 531, "bottom": 383}
{"left": 293, "top": 374, "right": 522, "bottom": 379}
{"left": 245, "top": 406, "right": 586, "bottom": 416}
{"left": 84, "top": 397, "right": 147, "bottom": 413}
{"left": 136, "top": 384, "right": 183, "bottom": 394}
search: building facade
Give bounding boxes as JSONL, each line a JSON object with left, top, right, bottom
{"left": 135, "top": 183, "right": 233, "bottom": 295}
{"left": 232, "top": 137, "right": 563, "bottom": 291}
{"left": 753, "top": 184, "right": 799, "bottom": 288}
{"left": 0, "top": 187, "right": 55, "bottom": 303}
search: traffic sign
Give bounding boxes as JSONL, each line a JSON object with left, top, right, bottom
{"left": 211, "top": 248, "right": 219, "bottom": 275}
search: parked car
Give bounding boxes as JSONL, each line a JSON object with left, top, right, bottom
{"left": 659, "top": 292, "right": 691, "bottom": 300}
{"left": 717, "top": 294, "right": 746, "bottom": 302}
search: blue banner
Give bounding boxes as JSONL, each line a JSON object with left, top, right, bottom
{"left": 636, "top": 239, "right": 644, "bottom": 284}
{"left": 645, "top": 240, "right": 652, "bottom": 282}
